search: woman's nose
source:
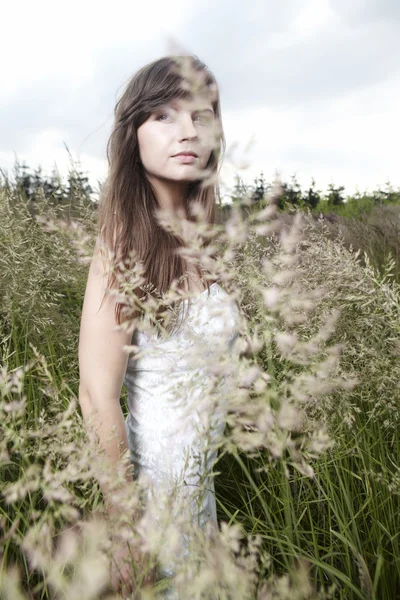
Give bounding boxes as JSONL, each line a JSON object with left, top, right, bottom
{"left": 177, "top": 115, "right": 198, "bottom": 140}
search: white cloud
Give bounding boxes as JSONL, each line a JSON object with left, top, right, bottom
{"left": 1, "top": 0, "right": 399, "bottom": 199}
{"left": 283, "top": 0, "right": 336, "bottom": 42}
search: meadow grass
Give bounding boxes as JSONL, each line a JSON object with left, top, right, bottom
{"left": 0, "top": 184, "right": 399, "bottom": 599}
{"left": 311, "top": 203, "right": 400, "bottom": 285}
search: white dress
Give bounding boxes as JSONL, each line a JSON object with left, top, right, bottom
{"left": 123, "top": 281, "right": 241, "bottom": 592}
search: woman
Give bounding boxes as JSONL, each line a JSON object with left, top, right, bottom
{"left": 78, "top": 54, "right": 241, "bottom": 596}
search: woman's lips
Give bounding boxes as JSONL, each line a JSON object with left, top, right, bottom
{"left": 173, "top": 154, "right": 197, "bottom": 163}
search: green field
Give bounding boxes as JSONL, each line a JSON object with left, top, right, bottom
{"left": 1, "top": 178, "right": 399, "bottom": 599}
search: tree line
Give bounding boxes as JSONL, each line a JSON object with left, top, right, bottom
{"left": 233, "top": 172, "right": 400, "bottom": 216}
{"left": 1, "top": 159, "right": 400, "bottom": 218}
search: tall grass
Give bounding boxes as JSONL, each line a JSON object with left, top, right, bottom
{"left": 0, "top": 182, "right": 399, "bottom": 599}
{"left": 309, "top": 203, "right": 400, "bottom": 285}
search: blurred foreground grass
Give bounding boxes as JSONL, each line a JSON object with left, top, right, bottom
{"left": 1, "top": 185, "right": 399, "bottom": 599}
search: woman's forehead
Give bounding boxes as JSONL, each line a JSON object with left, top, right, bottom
{"left": 169, "top": 96, "right": 214, "bottom": 113}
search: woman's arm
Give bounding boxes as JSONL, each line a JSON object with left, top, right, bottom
{"left": 78, "top": 236, "right": 133, "bottom": 512}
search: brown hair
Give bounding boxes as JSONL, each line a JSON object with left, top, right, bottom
{"left": 97, "top": 54, "right": 226, "bottom": 334}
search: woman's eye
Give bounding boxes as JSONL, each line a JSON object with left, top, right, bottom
{"left": 156, "top": 113, "right": 169, "bottom": 121}
{"left": 194, "top": 114, "right": 213, "bottom": 124}
{"left": 155, "top": 112, "right": 213, "bottom": 123}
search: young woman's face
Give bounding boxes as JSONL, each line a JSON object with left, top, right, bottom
{"left": 137, "top": 95, "right": 219, "bottom": 184}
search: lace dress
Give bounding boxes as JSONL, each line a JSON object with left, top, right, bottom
{"left": 123, "top": 282, "right": 241, "bottom": 593}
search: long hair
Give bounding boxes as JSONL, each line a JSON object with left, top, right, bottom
{"left": 97, "top": 54, "right": 226, "bottom": 334}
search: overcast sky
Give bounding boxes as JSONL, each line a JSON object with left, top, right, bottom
{"left": 1, "top": 0, "right": 400, "bottom": 201}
